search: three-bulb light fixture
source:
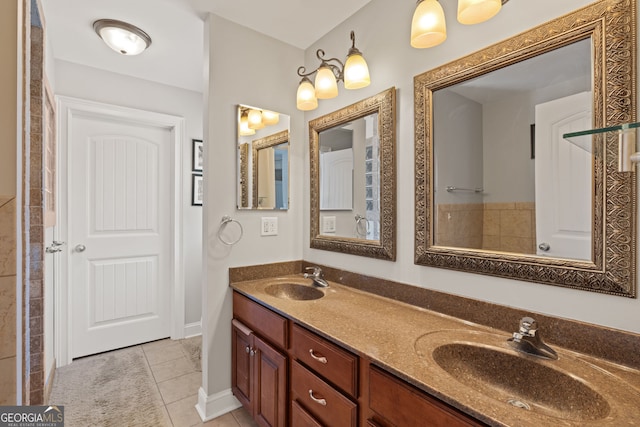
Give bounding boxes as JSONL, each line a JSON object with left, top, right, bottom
{"left": 296, "top": 31, "right": 371, "bottom": 111}
{"left": 239, "top": 107, "right": 280, "bottom": 137}
{"left": 411, "top": 0, "right": 510, "bottom": 48}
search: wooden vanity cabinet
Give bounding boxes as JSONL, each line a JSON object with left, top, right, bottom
{"left": 232, "top": 294, "right": 288, "bottom": 427}
{"left": 232, "top": 291, "right": 486, "bottom": 427}
{"left": 290, "top": 324, "right": 359, "bottom": 427}
{"left": 367, "top": 366, "right": 487, "bottom": 427}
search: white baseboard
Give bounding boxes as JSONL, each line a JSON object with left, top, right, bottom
{"left": 195, "top": 387, "right": 242, "bottom": 422}
{"left": 184, "top": 321, "right": 202, "bottom": 338}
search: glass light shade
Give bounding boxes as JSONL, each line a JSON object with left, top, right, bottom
{"left": 411, "top": 0, "right": 447, "bottom": 49}
{"left": 93, "top": 19, "right": 151, "bottom": 56}
{"left": 457, "top": 0, "right": 502, "bottom": 25}
{"left": 344, "top": 53, "right": 371, "bottom": 89}
{"left": 262, "top": 110, "right": 280, "bottom": 125}
{"left": 247, "top": 109, "right": 265, "bottom": 130}
{"left": 297, "top": 79, "right": 318, "bottom": 111}
{"left": 239, "top": 113, "right": 255, "bottom": 136}
{"left": 314, "top": 66, "right": 339, "bottom": 99}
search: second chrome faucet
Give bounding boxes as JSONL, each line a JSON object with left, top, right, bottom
{"left": 304, "top": 266, "right": 330, "bottom": 288}
{"left": 508, "top": 317, "right": 558, "bottom": 360}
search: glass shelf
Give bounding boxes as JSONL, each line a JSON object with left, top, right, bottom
{"left": 563, "top": 121, "right": 639, "bottom": 171}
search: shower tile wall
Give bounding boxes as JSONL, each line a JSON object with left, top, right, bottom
{"left": 436, "top": 202, "right": 536, "bottom": 254}
{"left": 0, "top": 196, "right": 17, "bottom": 404}
{"left": 483, "top": 202, "right": 536, "bottom": 254}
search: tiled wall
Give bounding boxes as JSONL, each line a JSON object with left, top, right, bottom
{"left": 482, "top": 202, "right": 536, "bottom": 254}
{"left": 0, "top": 196, "right": 17, "bottom": 404}
{"left": 436, "top": 203, "right": 484, "bottom": 249}
{"left": 25, "top": 23, "right": 46, "bottom": 404}
{"left": 436, "top": 202, "right": 536, "bottom": 254}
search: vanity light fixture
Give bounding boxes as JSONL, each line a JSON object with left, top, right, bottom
{"left": 93, "top": 19, "right": 152, "bottom": 56}
{"left": 411, "top": 0, "right": 509, "bottom": 48}
{"left": 239, "top": 111, "right": 255, "bottom": 136}
{"left": 296, "top": 31, "right": 371, "bottom": 111}
{"left": 238, "top": 107, "right": 281, "bottom": 136}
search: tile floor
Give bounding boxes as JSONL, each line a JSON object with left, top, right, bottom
{"left": 77, "top": 337, "right": 257, "bottom": 427}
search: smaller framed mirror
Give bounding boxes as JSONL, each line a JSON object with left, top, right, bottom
{"left": 237, "top": 105, "right": 290, "bottom": 210}
{"left": 310, "top": 87, "right": 396, "bottom": 260}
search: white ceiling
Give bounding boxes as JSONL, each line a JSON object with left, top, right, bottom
{"left": 40, "top": 0, "right": 371, "bottom": 93}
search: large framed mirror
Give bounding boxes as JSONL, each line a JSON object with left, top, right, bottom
{"left": 237, "top": 105, "right": 290, "bottom": 209}
{"left": 310, "top": 87, "right": 396, "bottom": 260}
{"left": 415, "top": 0, "right": 637, "bottom": 297}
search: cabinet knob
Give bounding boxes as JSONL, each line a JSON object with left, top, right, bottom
{"left": 250, "top": 349, "right": 256, "bottom": 356}
{"left": 308, "top": 389, "right": 327, "bottom": 406}
{"left": 309, "top": 349, "right": 328, "bottom": 364}
{"left": 245, "top": 346, "right": 250, "bottom": 354}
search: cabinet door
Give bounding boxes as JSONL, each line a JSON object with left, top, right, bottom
{"left": 254, "top": 335, "right": 288, "bottom": 427}
{"left": 232, "top": 319, "right": 253, "bottom": 410}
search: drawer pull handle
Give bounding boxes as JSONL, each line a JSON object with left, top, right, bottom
{"left": 308, "top": 389, "right": 327, "bottom": 406}
{"left": 309, "top": 349, "right": 328, "bottom": 364}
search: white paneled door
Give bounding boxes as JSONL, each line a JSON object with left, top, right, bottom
{"left": 70, "top": 114, "right": 172, "bottom": 358}
{"left": 534, "top": 91, "right": 592, "bottom": 261}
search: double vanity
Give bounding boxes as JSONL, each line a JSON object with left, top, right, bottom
{"left": 230, "top": 262, "right": 640, "bottom": 427}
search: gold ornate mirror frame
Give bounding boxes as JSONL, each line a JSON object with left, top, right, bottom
{"left": 414, "top": 0, "right": 637, "bottom": 297}
{"left": 310, "top": 87, "right": 397, "bottom": 260}
{"left": 239, "top": 143, "right": 249, "bottom": 208}
{"left": 252, "top": 130, "right": 289, "bottom": 209}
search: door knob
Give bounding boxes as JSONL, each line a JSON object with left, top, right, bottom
{"left": 538, "top": 242, "right": 550, "bottom": 252}
{"left": 75, "top": 244, "right": 86, "bottom": 252}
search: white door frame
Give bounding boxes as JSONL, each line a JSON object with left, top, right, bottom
{"left": 55, "top": 96, "right": 185, "bottom": 367}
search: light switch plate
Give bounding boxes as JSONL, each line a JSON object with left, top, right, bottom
{"left": 261, "top": 217, "right": 278, "bottom": 236}
{"left": 322, "top": 216, "right": 336, "bottom": 233}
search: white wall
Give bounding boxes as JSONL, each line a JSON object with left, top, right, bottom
{"left": 301, "top": 0, "right": 640, "bottom": 334}
{"left": 53, "top": 59, "right": 204, "bottom": 329}
{"left": 201, "top": 13, "right": 303, "bottom": 413}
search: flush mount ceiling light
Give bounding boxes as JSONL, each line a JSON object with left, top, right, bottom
{"left": 93, "top": 19, "right": 152, "bottom": 56}
{"left": 296, "top": 31, "right": 371, "bottom": 111}
{"left": 411, "top": 0, "right": 510, "bottom": 48}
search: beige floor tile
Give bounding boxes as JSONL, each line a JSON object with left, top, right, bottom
{"left": 166, "top": 393, "right": 201, "bottom": 427}
{"left": 202, "top": 412, "right": 241, "bottom": 427}
{"left": 142, "top": 338, "right": 175, "bottom": 350}
{"left": 150, "top": 355, "right": 196, "bottom": 383}
{"left": 158, "top": 371, "right": 202, "bottom": 404}
{"left": 143, "top": 340, "right": 186, "bottom": 366}
{"left": 231, "top": 407, "right": 258, "bottom": 427}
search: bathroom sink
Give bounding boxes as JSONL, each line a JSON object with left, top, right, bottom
{"left": 431, "top": 343, "right": 609, "bottom": 421}
{"left": 264, "top": 283, "right": 324, "bottom": 301}
{"left": 413, "top": 330, "right": 625, "bottom": 423}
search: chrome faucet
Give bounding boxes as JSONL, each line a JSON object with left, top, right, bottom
{"left": 507, "top": 317, "right": 558, "bottom": 360}
{"left": 304, "top": 266, "right": 329, "bottom": 288}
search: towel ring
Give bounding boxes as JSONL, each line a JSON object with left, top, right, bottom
{"left": 355, "top": 214, "right": 369, "bottom": 237}
{"left": 218, "top": 216, "right": 243, "bottom": 246}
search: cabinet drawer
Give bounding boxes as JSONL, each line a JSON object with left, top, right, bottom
{"left": 291, "top": 400, "right": 322, "bottom": 427}
{"left": 291, "top": 323, "right": 358, "bottom": 397}
{"left": 291, "top": 360, "right": 357, "bottom": 427}
{"left": 369, "top": 366, "right": 485, "bottom": 427}
{"left": 233, "top": 292, "right": 288, "bottom": 348}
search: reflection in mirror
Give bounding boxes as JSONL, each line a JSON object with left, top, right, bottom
{"left": 319, "top": 113, "right": 380, "bottom": 240}
{"left": 414, "top": 0, "right": 636, "bottom": 297}
{"left": 433, "top": 39, "right": 592, "bottom": 261}
{"left": 253, "top": 131, "right": 289, "bottom": 209}
{"left": 310, "top": 87, "right": 396, "bottom": 260}
{"left": 236, "top": 105, "right": 290, "bottom": 210}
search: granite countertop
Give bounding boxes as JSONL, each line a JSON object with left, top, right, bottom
{"left": 231, "top": 274, "right": 640, "bottom": 427}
